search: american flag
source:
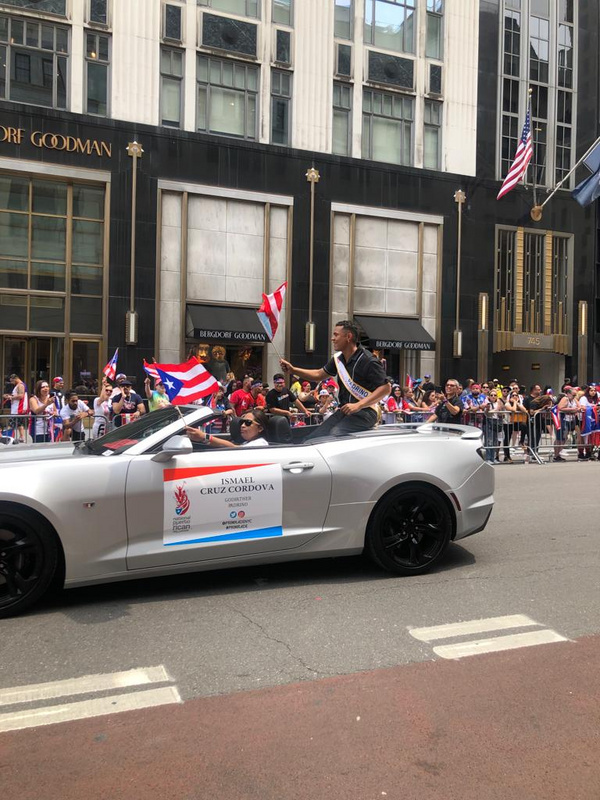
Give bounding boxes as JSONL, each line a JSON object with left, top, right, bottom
{"left": 497, "top": 108, "right": 533, "bottom": 200}
{"left": 145, "top": 357, "right": 219, "bottom": 405}
{"left": 257, "top": 281, "right": 287, "bottom": 341}
{"left": 102, "top": 348, "right": 119, "bottom": 381}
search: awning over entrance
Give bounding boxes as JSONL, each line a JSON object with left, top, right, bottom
{"left": 354, "top": 315, "right": 435, "bottom": 351}
{"left": 186, "top": 304, "right": 269, "bottom": 344}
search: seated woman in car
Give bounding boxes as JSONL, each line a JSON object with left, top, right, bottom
{"left": 185, "top": 408, "right": 269, "bottom": 448}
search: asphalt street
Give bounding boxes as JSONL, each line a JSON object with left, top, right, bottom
{"left": 1, "top": 463, "right": 599, "bottom": 799}
{"left": 1, "top": 463, "right": 598, "bottom": 698}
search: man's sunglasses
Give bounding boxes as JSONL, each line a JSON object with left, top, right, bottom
{"left": 240, "top": 418, "right": 256, "bottom": 427}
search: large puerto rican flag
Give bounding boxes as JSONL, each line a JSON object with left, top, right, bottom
{"left": 143, "top": 357, "right": 219, "bottom": 405}
{"left": 257, "top": 281, "right": 287, "bottom": 341}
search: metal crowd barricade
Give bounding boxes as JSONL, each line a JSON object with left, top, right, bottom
{"left": 529, "top": 408, "right": 584, "bottom": 462}
{"left": 0, "top": 411, "right": 115, "bottom": 444}
{"left": 462, "top": 409, "right": 541, "bottom": 464}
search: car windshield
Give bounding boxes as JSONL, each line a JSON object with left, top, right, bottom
{"left": 80, "top": 407, "right": 186, "bottom": 455}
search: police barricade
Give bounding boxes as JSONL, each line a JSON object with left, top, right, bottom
{"left": 530, "top": 408, "right": 585, "bottom": 462}
{"left": 0, "top": 411, "right": 114, "bottom": 444}
{"left": 381, "top": 409, "right": 433, "bottom": 425}
{"left": 0, "top": 413, "right": 32, "bottom": 444}
{"left": 462, "top": 409, "right": 541, "bottom": 464}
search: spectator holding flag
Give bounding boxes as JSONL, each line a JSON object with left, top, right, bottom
{"left": 144, "top": 376, "right": 171, "bottom": 411}
{"left": 92, "top": 381, "right": 114, "bottom": 439}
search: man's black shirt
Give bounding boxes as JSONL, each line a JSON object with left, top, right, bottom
{"left": 323, "top": 347, "right": 387, "bottom": 406}
{"left": 266, "top": 388, "right": 297, "bottom": 412}
{"left": 434, "top": 395, "right": 464, "bottom": 423}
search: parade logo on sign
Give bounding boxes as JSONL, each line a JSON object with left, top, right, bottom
{"left": 174, "top": 485, "right": 190, "bottom": 516}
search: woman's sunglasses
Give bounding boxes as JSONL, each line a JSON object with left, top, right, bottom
{"left": 240, "top": 418, "right": 256, "bottom": 427}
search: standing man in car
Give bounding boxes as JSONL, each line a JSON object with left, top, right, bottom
{"left": 279, "top": 320, "right": 388, "bottom": 437}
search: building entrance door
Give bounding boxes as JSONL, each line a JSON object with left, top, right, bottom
{"left": 1, "top": 336, "right": 64, "bottom": 395}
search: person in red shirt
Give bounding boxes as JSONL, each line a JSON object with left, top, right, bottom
{"left": 229, "top": 377, "right": 254, "bottom": 416}
{"left": 251, "top": 381, "right": 266, "bottom": 408}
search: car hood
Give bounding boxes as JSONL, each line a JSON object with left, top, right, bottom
{"left": 0, "top": 441, "right": 80, "bottom": 464}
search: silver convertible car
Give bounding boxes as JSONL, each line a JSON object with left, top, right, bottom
{"left": 0, "top": 406, "right": 494, "bottom": 618}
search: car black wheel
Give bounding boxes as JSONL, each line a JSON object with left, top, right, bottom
{"left": 0, "top": 509, "right": 59, "bottom": 619}
{"left": 367, "top": 485, "right": 452, "bottom": 576}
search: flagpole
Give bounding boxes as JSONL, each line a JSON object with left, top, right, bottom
{"left": 527, "top": 89, "right": 537, "bottom": 208}
{"left": 531, "top": 133, "right": 600, "bottom": 220}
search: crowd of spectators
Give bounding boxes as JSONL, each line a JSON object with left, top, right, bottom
{"left": 4, "top": 366, "right": 600, "bottom": 464}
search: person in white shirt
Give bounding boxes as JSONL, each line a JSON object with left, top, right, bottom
{"left": 185, "top": 408, "right": 269, "bottom": 448}
{"left": 92, "top": 381, "right": 114, "bottom": 439}
{"left": 60, "top": 391, "right": 93, "bottom": 441}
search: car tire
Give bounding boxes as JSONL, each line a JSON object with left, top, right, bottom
{"left": 366, "top": 484, "right": 452, "bottom": 576}
{"left": 0, "top": 508, "right": 60, "bottom": 619}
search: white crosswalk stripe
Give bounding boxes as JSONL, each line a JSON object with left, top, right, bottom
{"left": 409, "top": 614, "right": 568, "bottom": 660}
{"left": 0, "top": 666, "right": 181, "bottom": 733}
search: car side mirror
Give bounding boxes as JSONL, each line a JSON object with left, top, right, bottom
{"left": 151, "top": 435, "right": 193, "bottom": 462}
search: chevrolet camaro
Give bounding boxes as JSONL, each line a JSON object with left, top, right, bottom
{"left": 0, "top": 406, "right": 494, "bottom": 618}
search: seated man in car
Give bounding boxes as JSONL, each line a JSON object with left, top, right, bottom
{"left": 185, "top": 408, "right": 269, "bottom": 448}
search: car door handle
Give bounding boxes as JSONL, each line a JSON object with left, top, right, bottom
{"left": 282, "top": 462, "right": 315, "bottom": 471}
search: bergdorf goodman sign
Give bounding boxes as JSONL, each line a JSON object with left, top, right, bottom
{"left": 0, "top": 126, "right": 112, "bottom": 157}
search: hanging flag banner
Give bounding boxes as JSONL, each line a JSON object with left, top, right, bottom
{"left": 163, "top": 463, "right": 283, "bottom": 547}
{"left": 497, "top": 107, "right": 533, "bottom": 200}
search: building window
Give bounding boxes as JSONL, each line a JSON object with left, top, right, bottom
{"left": 499, "top": 0, "right": 576, "bottom": 188}
{"left": 197, "top": 55, "right": 258, "bottom": 140}
{"left": 495, "top": 227, "right": 571, "bottom": 341}
{"left": 365, "top": 0, "right": 415, "bottom": 55}
{"left": 272, "top": 0, "right": 292, "bottom": 26}
{"left": 0, "top": 0, "right": 66, "bottom": 14}
{"left": 362, "top": 88, "right": 413, "bottom": 165}
{"left": 0, "top": 175, "right": 106, "bottom": 335}
{"left": 89, "top": 0, "right": 108, "bottom": 25}
{"left": 333, "top": 82, "right": 352, "bottom": 156}
{"left": 85, "top": 31, "right": 109, "bottom": 115}
{"left": 275, "top": 29, "right": 291, "bottom": 64}
{"left": 423, "top": 99, "right": 442, "bottom": 170}
{"left": 335, "top": 0, "right": 353, "bottom": 40}
{"left": 0, "top": 14, "right": 68, "bottom": 109}
{"left": 197, "top": 0, "right": 260, "bottom": 18}
{"left": 160, "top": 47, "right": 184, "bottom": 127}
{"left": 271, "top": 69, "right": 291, "bottom": 145}
{"left": 164, "top": 3, "right": 183, "bottom": 41}
{"left": 425, "top": 0, "right": 443, "bottom": 59}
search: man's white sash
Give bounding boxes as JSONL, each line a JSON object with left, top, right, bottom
{"left": 333, "top": 351, "right": 370, "bottom": 402}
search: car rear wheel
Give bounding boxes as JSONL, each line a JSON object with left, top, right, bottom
{"left": 367, "top": 485, "right": 452, "bottom": 576}
{"left": 0, "top": 509, "right": 59, "bottom": 619}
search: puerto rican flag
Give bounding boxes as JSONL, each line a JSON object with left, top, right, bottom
{"left": 406, "top": 374, "right": 415, "bottom": 390}
{"left": 143, "top": 360, "right": 160, "bottom": 381}
{"left": 145, "top": 357, "right": 219, "bottom": 405}
{"left": 103, "top": 348, "right": 119, "bottom": 381}
{"left": 550, "top": 405, "right": 562, "bottom": 431}
{"left": 257, "top": 281, "right": 287, "bottom": 341}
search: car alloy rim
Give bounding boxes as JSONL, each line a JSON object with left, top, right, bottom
{"left": 381, "top": 492, "right": 446, "bottom": 568}
{"left": 0, "top": 523, "right": 44, "bottom": 608}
